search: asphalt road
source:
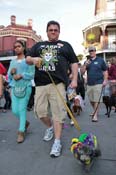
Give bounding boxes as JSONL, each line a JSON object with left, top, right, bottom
{"left": 0, "top": 96, "right": 116, "bottom": 175}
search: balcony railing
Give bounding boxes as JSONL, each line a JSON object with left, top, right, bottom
{"left": 0, "top": 50, "right": 15, "bottom": 57}
{"left": 84, "top": 42, "right": 116, "bottom": 55}
{"left": 0, "top": 48, "right": 31, "bottom": 58}
{"left": 107, "top": 43, "right": 116, "bottom": 51}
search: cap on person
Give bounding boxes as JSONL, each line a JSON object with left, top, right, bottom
{"left": 88, "top": 46, "right": 96, "bottom": 52}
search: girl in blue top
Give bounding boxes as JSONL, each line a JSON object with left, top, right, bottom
{"left": 8, "top": 40, "right": 35, "bottom": 143}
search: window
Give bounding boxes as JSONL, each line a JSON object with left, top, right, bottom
{"left": 108, "top": 30, "right": 116, "bottom": 50}
{"left": 107, "top": 0, "right": 115, "bottom": 10}
{"left": 106, "top": 0, "right": 115, "bottom": 16}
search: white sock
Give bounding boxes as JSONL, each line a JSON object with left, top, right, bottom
{"left": 48, "top": 126, "right": 53, "bottom": 131}
{"left": 54, "top": 139, "right": 61, "bottom": 145}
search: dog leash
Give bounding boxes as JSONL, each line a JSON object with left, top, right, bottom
{"left": 92, "top": 86, "right": 104, "bottom": 118}
{"left": 46, "top": 71, "right": 81, "bottom": 131}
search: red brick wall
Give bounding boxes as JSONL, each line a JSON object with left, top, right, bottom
{"left": 0, "top": 37, "right": 3, "bottom": 51}
{"left": 3, "top": 36, "right": 16, "bottom": 51}
{"left": 27, "top": 38, "right": 35, "bottom": 48}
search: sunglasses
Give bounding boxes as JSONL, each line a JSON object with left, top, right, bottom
{"left": 89, "top": 50, "right": 96, "bottom": 52}
{"left": 48, "top": 29, "right": 59, "bottom": 32}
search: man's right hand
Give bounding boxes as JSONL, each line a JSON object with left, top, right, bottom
{"left": 33, "top": 57, "right": 43, "bottom": 68}
{"left": 85, "top": 59, "right": 91, "bottom": 66}
{"left": 26, "top": 56, "right": 43, "bottom": 68}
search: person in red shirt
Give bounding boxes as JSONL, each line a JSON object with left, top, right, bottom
{"left": 0, "top": 62, "right": 6, "bottom": 75}
{"left": 108, "top": 57, "right": 116, "bottom": 110}
{"left": 108, "top": 57, "right": 116, "bottom": 81}
{"left": 0, "top": 74, "right": 3, "bottom": 98}
{"left": 0, "top": 63, "right": 7, "bottom": 105}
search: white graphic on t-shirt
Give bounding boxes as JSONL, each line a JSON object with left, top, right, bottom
{"left": 39, "top": 46, "right": 58, "bottom": 71}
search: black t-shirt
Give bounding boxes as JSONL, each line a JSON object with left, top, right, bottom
{"left": 27, "top": 40, "right": 78, "bottom": 86}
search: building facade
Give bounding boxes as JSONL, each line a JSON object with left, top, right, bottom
{"left": 83, "top": 0, "right": 116, "bottom": 61}
{"left": 0, "top": 15, "right": 42, "bottom": 68}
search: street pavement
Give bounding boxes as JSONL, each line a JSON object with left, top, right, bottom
{"left": 0, "top": 96, "right": 116, "bottom": 175}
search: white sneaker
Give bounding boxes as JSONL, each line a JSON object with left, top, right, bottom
{"left": 43, "top": 128, "right": 54, "bottom": 141}
{"left": 50, "top": 142, "right": 62, "bottom": 157}
{"left": 70, "top": 120, "right": 74, "bottom": 125}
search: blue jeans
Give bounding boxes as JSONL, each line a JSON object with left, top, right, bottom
{"left": 11, "top": 86, "right": 32, "bottom": 132}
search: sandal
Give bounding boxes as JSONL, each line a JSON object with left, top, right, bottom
{"left": 89, "top": 113, "right": 94, "bottom": 116}
{"left": 92, "top": 119, "right": 98, "bottom": 122}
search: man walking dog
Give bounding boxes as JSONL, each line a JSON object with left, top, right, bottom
{"left": 84, "top": 46, "right": 108, "bottom": 122}
{"left": 26, "top": 20, "right": 78, "bottom": 157}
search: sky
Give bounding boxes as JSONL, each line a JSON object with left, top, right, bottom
{"left": 0, "top": 0, "right": 96, "bottom": 55}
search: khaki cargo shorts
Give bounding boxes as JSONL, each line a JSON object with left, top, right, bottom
{"left": 87, "top": 84, "right": 103, "bottom": 102}
{"left": 34, "top": 83, "right": 67, "bottom": 123}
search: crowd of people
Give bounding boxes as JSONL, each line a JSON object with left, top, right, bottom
{"left": 0, "top": 20, "right": 116, "bottom": 158}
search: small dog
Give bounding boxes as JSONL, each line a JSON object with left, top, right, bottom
{"left": 70, "top": 133, "right": 101, "bottom": 171}
{"left": 71, "top": 95, "right": 85, "bottom": 116}
{"left": 103, "top": 95, "right": 116, "bottom": 117}
{"left": 67, "top": 94, "right": 85, "bottom": 125}
{"left": 66, "top": 87, "right": 85, "bottom": 125}
{"left": 103, "top": 83, "right": 116, "bottom": 118}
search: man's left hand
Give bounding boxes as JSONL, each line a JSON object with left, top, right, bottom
{"left": 69, "top": 80, "right": 77, "bottom": 88}
{"left": 102, "top": 80, "right": 107, "bottom": 87}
